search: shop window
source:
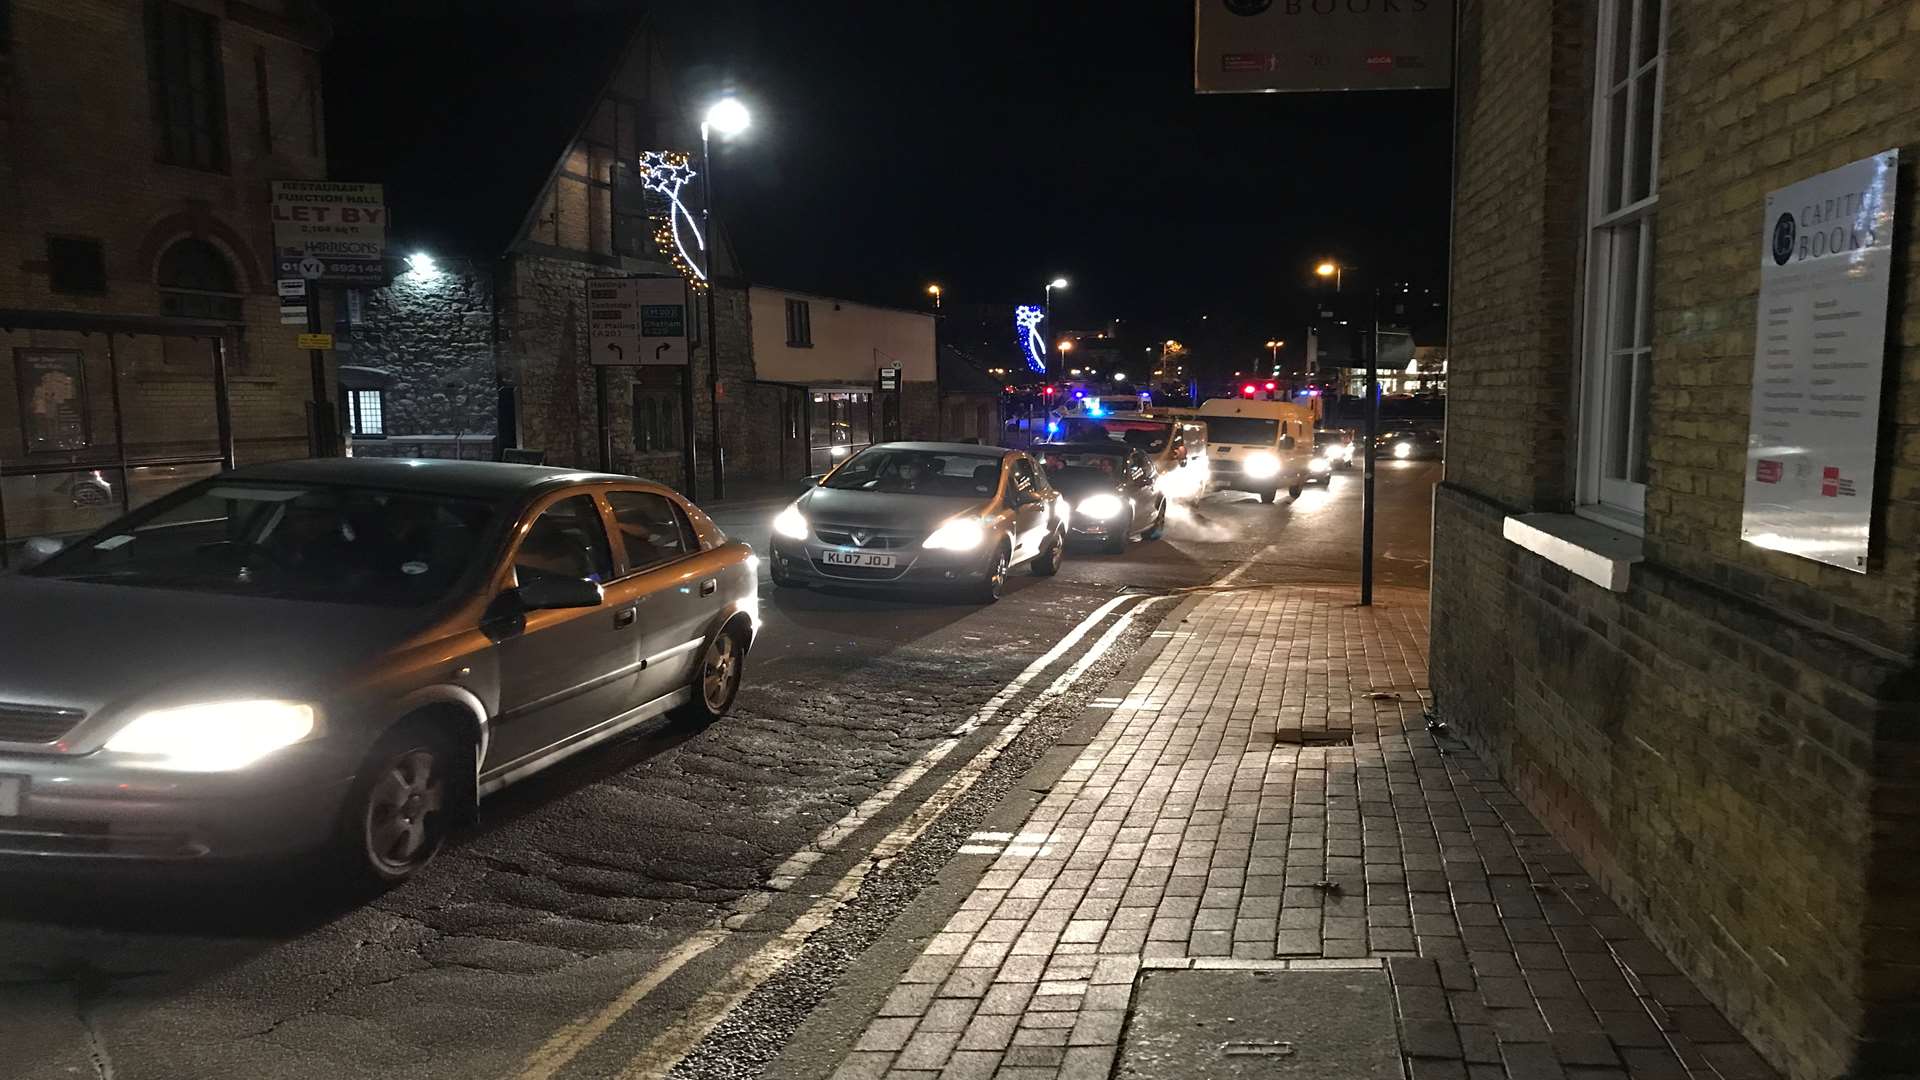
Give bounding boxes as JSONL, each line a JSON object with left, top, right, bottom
{"left": 157, "top": 238, "right": 243, "bottom": 322}
{"left": 785, "top": 299, "right": 812, "bottom": 347}
{"left": 46, "top": 237, "right": 107, "bottom": 296}
{"left": 1579, "top": 0, "right": 1666, "bottom": 529}
{"left": 145, "top": 0, "right": 228, "bottom": 171}
{"left": 348, "top": 389, "right": 385, "bottom": 437}
{"left": 632, "top": 388, "right": 679, "bottom": 453}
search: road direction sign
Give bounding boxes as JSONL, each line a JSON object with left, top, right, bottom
{"left": 588, "top": 277, "right": 690, "bottom": 366}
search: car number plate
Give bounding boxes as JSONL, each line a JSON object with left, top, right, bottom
{"left": 0, "top": 775, "right": 22, "bottom": 817}
{"left": 823, "top": 549, "right": 897, "bottom": 568}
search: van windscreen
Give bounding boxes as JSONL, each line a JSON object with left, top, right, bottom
{"left": 1202, "top": 417, "right": 1280, "bottom": 445}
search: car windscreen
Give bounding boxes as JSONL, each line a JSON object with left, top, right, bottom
{"left": 28, "top": 481, "right": 499, "bottom": 606}
{"left": 1038, "top": 450, "right": 1124, "bottom": 479}
{"left": 1057, "top": 418, "right": 1171, "bottom": 451}
{"left": 1201, "top": 417, "right": 1280, "bottom": 445}
{"left": 822, "top": 448, "right": 1005, "bottom": 496}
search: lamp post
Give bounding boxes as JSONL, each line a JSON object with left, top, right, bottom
{"left": 927, "top": 283, "right": 942, "bottom": 310}
{"left": 700, "top": 96, "right": 750, "bottom": 499}
{"left": 1317, "top": 259, "right": 1377, "bottom": 607}
{"left": 1044, "top": 277, "right": 1068, "bottom": 378}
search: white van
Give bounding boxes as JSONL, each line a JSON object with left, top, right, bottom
{"left": 1197, "top": 398, "right": 1316, "bottom": 503}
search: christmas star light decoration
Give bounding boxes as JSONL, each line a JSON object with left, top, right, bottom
{"left": 1015, "top": 305, "right": 1048, "bottom": 373}
{"left": 638, "top": 150, "right": 706, "bottom": 286}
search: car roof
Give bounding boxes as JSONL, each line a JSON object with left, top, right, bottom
{"left": 1038, "top": 442, "right": 1133, "bottom": 457}
{"left": 219, "top": 458, "right": 643, "bottom": 500}
{"left": 871, "top": 441, "right": 1016, "bottom": 455}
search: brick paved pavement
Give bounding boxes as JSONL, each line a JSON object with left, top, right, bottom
{"left": 828, "top": 586, "right": 1780, "bottom": 1080}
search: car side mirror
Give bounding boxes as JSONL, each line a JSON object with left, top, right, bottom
{"left": 15, "top": 536, "right": 63, "bottom": 570}
{"left": 515, "top": 576, "right": 604, "bottom": 610}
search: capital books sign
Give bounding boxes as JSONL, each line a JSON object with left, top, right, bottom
{"left": 1194, "top": 0, "right": 1453, "bottom": 93}
{"left": 1741, "top": 150, "right": 1898, "bottom": 574}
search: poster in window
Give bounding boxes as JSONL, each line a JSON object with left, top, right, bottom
{"left": 15, "top": 349, "right": 91, "bottom": 453}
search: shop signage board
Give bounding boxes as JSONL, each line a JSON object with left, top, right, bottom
{"left": 270, "top": 181, "right": 387, "bottom": 284}
{"left": 1194, "top": 0, "right": 1454, "bottom": 93}
{"left": 1741, "top": 150, "right": 1899, "bottom": 573}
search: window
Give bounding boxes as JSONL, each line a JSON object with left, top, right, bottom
{"left": 515, "top": 495, "right": 613, "bottom": 584}
{"left": 606, "top": 490, "right": 694, "bottom": 571}
{"left": 348, "top": 389, "right": 385, "bottom": 437}
{"left": 1580, "top": 0, "right": 1666, "bottom": 526}
{"left": 1011, "top": 458, "right": 1036, "bottom": 494}
{"left": 157, "top": 238, "right": 242, "bottom": 321}
{"left": 785, "top": 298, "right": 812, "bottom": 346}
{"left": 145, "top": 0, "right": 228, "bottom": 171}
{"left": 632, "top": 388, "right": 679, "bottom": 453}
{"left": 46, "top": 237, "right": 107, "bottom": 295}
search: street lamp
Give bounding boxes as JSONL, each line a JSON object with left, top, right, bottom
{"left": 1315, "top": 260, "right": 1342, "bottom": 289}
{"left": 1044, "top": 277, "right": 1068, "bottom": 377}
{"left": 699, "top": 96, "right": 750, "bottom": 498}
{"left": 926, "top": 283, "right": 942, "bottom": 310}
{"left": 1265, "top": 339, "right": 1282, "bottom": 369}
{"left": 1314, "top": 258, "right": 1377, "bottom": 605}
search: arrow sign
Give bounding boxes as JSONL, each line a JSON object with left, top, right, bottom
{"left": 655, "top": 343, "right": 672, "bottom": 360}
{"left": 588, "top": 277, "right": 689, "bottom": 366}
{"left": 606, "top": 344, "right": 624, "bottom": 362}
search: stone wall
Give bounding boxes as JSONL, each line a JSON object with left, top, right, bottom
{"left": 1434, "top": 2, "right": 1920, "bottom": 1077}
{"left": 348, "top": 258, "right": 498, "bottom": 456}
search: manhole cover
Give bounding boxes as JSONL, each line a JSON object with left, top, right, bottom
{"left": 1272, "top": 733, "right": 1353, "bottom": 747}
{"left": 1117, "top": 969, "right": 1401, "bottom": 1079}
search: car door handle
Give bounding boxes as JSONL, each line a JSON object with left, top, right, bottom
{"left": 699, "top": 579, "right": 717, "bottom": 597}
{"left": 614, "top": 606, "right": 637, "bottom": 629}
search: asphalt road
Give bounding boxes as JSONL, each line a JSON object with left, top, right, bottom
{"left": 0, "top": 461, "right": 1438, "bottom": 1080}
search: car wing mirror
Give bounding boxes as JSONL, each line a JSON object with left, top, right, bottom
{"left": 515, "top": 576, "right": 604, "bottom": 610}
{"left": 15, "top": 536, "right": 64, "bottom": 570}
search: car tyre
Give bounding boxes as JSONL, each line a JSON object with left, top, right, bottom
{"left": 676, "top": 623, "right": 748, "bottom": 726}
{"left": 1259, "top": 488, "right": 1278, "bottom": 505}
{"left": 337, "top": 720, "right": 459, "bottom": 890}
{"left": 1031, "top": 527, "right": 1064, "bottom": 576}
{"left": 1288, "top": 481, "right": 1305, "bottom": 500}
{"left": 975, "top": 544, "right": 1011, "bottom": 603}
{"left": 1146, "top": 500, "right": 1167, "bottom": 540}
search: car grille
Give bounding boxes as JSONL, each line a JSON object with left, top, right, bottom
{"left": 814, "top": 526, "right": 921, "bottom": 550}
{"left": 0, "top": 703, "right": 85, "bottom": 745}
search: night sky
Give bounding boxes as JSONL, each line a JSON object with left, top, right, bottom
{"left": 658, "top": 1, "right": 1453, "bottom": 371}
{"left": 334, "top": 1, "right": 1455, "bottom": 376}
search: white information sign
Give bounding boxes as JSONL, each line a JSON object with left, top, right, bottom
{"left": 1741, "top": 150, "right": 1899, "bottom": 573}
{"left": 269, "top": 181, "right": 386, "bottom": 284}
{"left": 588, "top": 277, "right": 690, "bottom": 366}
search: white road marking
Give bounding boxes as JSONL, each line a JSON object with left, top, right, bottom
{"left": 1215, "top": 542, "right": 1279, "bottom": 587}
{"left": 511, "top": 591, "right": 1157, "bottom": 1080}
{"left": 603, "top": 596, "right": 1169, "bottom": 1080}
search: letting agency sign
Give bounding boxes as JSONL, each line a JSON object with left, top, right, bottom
{"left": 1195, "top": 0, "right": 1453, "bottom": 93}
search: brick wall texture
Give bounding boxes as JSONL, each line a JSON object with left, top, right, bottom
{"left": 1435, "top": 3, "right": 1920, "bottom": 1079}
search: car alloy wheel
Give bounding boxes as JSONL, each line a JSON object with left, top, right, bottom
{"left": 1032, "top": 528, "right": 1064, "bottom": 576}
{"left": 701, "top": 631, "right": 743, "bottom": 715}
{"left": 362, "top": 745, "right": 446, "bottom": 881}
{"left": 977, "top": 546, "right": 1010, "bottom": 603}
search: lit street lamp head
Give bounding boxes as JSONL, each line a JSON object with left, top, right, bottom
{"left": 1315, "top": 261, "right": 1338, "bottom": 278}
{"left": 1048, "top": 277, "right": 1069, "bottom": 290}
{"left": 703, "top": 97, "right": 751, "bottom": 137}
{"left": 926, "top": 283, "right": 942, "bottom": 296}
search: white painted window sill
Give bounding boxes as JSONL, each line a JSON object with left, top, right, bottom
{"left": 1502, "top": 513, "right": 1644, "bottom": 592}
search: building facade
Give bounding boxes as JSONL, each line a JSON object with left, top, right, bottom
{"left": 1435, "top": 2, "right": 1919, "bottom": 1077}
{"left": 0, "top": 0, "right": 330, "bottom": 559}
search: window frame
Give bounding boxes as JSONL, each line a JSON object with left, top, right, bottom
{"left": 510, "top": 491, "right": 615, "bottom": 587}
{"left": 1576, "top": 0, "right": 1667, "bottom": 531}
{"left": 785, "top": 298, "right": 813, "bottom": 347}
{"left": 145, "top": 0, "right": 230, "bottom": 173}
{"left": 347, "top": 388, "right": 385, "bottom": 438}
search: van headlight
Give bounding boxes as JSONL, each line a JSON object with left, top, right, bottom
{"left": 1075, "top": 493, "right": 1126, "bottom": 520}
{"left": 1242, "top": 452, "right": 1282, "bottom": 479}
{"left": 773, "top": 504, "right": 810, "bottom": 541}
{"left": 105, "top": 700, "right": 317, "bottom": 770}
{"left": 924, "top": 518, "right": 987, "bottom": 551}
{"left": 1309, "top": 456, "right": 1332, "bottom": 474}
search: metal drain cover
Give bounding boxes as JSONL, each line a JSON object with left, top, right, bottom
{"left": 1117, "top": 969, "right": 1401, "bottom": 1079}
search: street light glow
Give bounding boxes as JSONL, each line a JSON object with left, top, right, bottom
{"left": 926, "top": 283, "right": 941, "bottom": 296}
{"left": 1058, "top": 339, "right": 1075, "bottom": 352}
{"left": 1048, "top": 277, "right": 1069, "bottom": 289}
{"left": 704, "top": 97, "right": 751, "bottom": 137}
{"left": 1315, "top": 261, "right": 1338, "bottom": 278}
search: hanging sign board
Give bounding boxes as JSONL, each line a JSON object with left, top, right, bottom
{"left": 270, "top": 181, "right": 386, "bottom": 284}
{"left": 589, "top": 277, "right": 690, "bottom": 366}
{"left": 1740, "top": 149, "right": 1899, "bottom": 573}
{"left": 1194, "top": 0, "right": 1454, "bottom": 93}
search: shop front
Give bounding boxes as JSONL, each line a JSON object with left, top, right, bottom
{"left": 0, "top": 312, "right": 238, "bottom": 566}
{"left": 807, "top": 389, "right": 876, "bottom": 474}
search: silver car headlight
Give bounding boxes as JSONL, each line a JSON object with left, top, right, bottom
{"left": 1075, "top": 493, "right": 1126, "bottom": 520}
{"left": 773, "top": 504, "right": 810, "bottom": 541}
{"left": 1309, "top": 456, "right": 1332, "bottom": 474}
{"left": 104, "top": 700, "right": 318, "bottom": 770}
{"left": 1394, "top": 441, "right": 1413, "bottom": 459}
{"left": 1242, "top": 452, "right": 1282, "bottom": 479}
{"left": 923, "top": 517, "right": 987, "bottom": 551}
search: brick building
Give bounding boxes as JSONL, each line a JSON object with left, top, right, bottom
{"left": 0, "top": 0, "right": 331, "bottom": 560}
{"left": 1434, "top": 2, "right": 1919, "bottom": 1077}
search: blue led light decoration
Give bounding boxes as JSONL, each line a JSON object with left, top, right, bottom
{"left": 1014, "top": 305, "right": 1048, "bottom": 374}
{"left": 637, "top": 150, "right": 707, "bottom": 287}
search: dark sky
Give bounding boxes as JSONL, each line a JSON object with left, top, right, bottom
{"left": 656, "top": 1, "right": 1454, "bottom": 368}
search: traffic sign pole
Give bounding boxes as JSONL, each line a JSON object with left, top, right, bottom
{"left": 306, "top": 287, "right": 336, "bottom": 457}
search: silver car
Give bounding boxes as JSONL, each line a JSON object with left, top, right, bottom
{"left": 0, "top": 459, "right": 758, "bottom": 885}
{"left": 767, "top": 442, "right": 1067, "bottom": 602}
